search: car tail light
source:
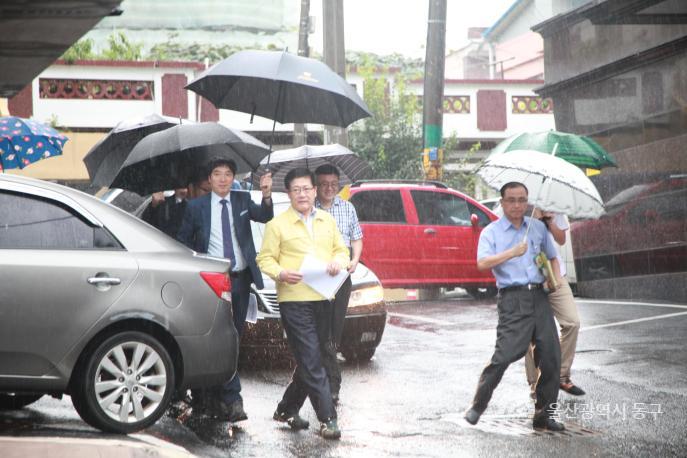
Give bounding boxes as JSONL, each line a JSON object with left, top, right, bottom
{"left": 200, "top": 272, "right": 232, "bottom": 301}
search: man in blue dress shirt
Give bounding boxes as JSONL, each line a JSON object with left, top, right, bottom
{"left": 177, "top": 158, "right": 273, "bottom": 423}
{"left": 464, "top": 182, "right": 565, "bottom": 432}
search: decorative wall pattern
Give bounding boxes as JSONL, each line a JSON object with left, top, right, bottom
{"left": 39, "top": 79, "right": 154, "bottom": 100}
{"left": 511, "top": 95, "right": 553, "bottom": 114}
{"left": 443, "top": 95, "right": 470, "bottom": 114}
{"left": 416, "top": 95, "right": 470, "bottom": 113}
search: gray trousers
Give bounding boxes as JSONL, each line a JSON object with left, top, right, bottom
{"left": 471, "top": 288, "right": 561, "bottom": 417}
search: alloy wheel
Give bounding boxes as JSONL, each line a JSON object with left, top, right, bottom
{"left": 94, "top": 341, "right": 168, "bottom": 423}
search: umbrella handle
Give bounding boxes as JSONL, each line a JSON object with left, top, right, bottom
{"left": 522, "top": 142, "right": 558, "bottom": 242}
{"left": 525, "top": 142, "right": 558, "bottom": 242}
{"left": 265, "top": 81, "right": 284, "bottom": 169}
{"left": 523, "top": 204, "right": 537, "bottom": 242}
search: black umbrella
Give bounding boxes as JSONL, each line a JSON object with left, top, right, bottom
{"left": 83, "top": 113, "right": 180, "bottom": 187}
{"left": 110, "top": 122, "right": 269, "bottom": 196}
{"left": 250, "top": 144, "right": 372, "bottom": 192}
{"left": 185, "top": 50, "right": 372, "bottom": 160}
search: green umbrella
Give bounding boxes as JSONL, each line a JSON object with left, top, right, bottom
{"left": 489, "top": 130, "right": 617, "bottom": 169}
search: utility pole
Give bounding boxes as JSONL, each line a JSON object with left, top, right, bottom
{"left": 322, "top": 0, "right": 348, "bottom": 146}
{"left": 294, "top": 0, "right": 310, "bottom": 146}
{"left": 422, "top": 0, "right": 447, "bottom": 181}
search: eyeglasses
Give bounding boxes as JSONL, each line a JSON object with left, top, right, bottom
{"left": 502, "top": 198, "right": 529, "bottom": 205}
{"left": 289, "top": 186, "right": 315, "bottom": 195}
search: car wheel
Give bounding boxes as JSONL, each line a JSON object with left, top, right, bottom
{"left": 0, "top": 394, "right": 43, "bottom": 410}
{"left": 341, "top": 347, "right": 376, "bottom": 362}
{"left": 466, "top": 287, "right": 498, "bottom": 300}
{"left": 71, "top": 331, "right": 175, "bottom": 434}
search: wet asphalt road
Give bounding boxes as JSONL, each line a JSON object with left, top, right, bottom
{"left": 2, "top": 293, "right": 686, "bottom": 457}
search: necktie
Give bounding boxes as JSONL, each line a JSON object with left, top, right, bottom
{"left": 220, "top": 199, "right": 236, "bottom": 268}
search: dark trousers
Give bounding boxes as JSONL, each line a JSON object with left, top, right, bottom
{"left": 220, "top": 269, "right": 251, "bottom": 403}
{"left": 471, "top": 289, "right": 561, "bottom": 418}
{"left": 278, "top": 300, "right": 336, "bottom": 422}
{"left": 321, "top": 276, "right": 352, "bottom": 395}
{"left": 192, "top": 269, "right": 250, "bottom": 406}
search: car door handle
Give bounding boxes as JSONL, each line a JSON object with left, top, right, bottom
{"left": 87, "top": 276, "right": 121, "bottom": 286}
{"left": 424, "top": 228, "right": 437, "bottom": 235}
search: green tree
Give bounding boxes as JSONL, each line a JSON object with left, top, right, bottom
{"left": 442, "top": 137, "right": 481, "bottom": 195}
{"left": 147, "top": 33, "right": 279, "bottom": 64}
{"left": 100, "top": 31, "right": 143, "bottom": 61}
{"left": 348, "top": 58, "right": 423, "bottom": 180}
{"left": 60, "top": 38, "right": 95, "bottom": 63}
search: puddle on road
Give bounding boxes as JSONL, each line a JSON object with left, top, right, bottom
{"left": 575, "top": 349, "right": 614, "bottom": 354}
{"left": 387, "top": 315, "right": 438, "bottom": 333}
{"left": 440, "top": 413, "right": 600, "bottom": 437}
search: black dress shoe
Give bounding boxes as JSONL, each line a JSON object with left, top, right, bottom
{"left": 464, "top": 407, "right": 482, "bottom": 425}
{"left": 210, "top": 399, "right": 248, "bottom": 422}
{"left": 319, "top": 418, "right": 341, "bottom": 440}
{"left": 560, "top": 381, "right": 586, "bottom": 396}
{"left": 226, "top": 399, "right": 248, "bottom": 422}
{"left": 273, "top": 409, "right": 310, "bottom": 430}
{"left": 533, "top": 416, "right": 565, "bottom": 432}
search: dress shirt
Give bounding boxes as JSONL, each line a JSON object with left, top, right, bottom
{"left": 315, "top": 196, "right": 363, "bottom": 247}
{"left": 297, "top": 208, "right": 317, "bottom": 238}
{"left": 208, "top": 192, "right": 246, "bottom": 271}
{"left": 477, "top": 216, "right": 558, "bottom": 289}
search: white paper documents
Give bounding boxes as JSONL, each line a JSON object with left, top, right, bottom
{"left": 300, "top": 254, "right": 349, "bottom": 299}
{"left": 245, "top": 293, "right": 258, "bottom": 324}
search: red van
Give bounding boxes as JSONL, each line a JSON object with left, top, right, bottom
{"left": 349, "top": 180, "right": 498, "bottom": 299}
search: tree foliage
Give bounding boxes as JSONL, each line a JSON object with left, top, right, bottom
{"left": 348, "top": 57, "right": 424, "bottom": 180}
{"left": 61, "top": 32, "right": 143, "bottom": 62}
{"left": 100, "top": 31, "right": 143, "bottom": 61}
{"left": 61, "top": 38, "right": 96, "bottom": 62}
{"left": 442, "top": 138, "right": 481, "bottom": 195}
{"left": 147, "top": 33, "right": 281, "bottom": 64}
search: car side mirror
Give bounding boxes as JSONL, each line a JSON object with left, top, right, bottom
{"left": 470, "top": 213, "right": 480, "bottom": 228}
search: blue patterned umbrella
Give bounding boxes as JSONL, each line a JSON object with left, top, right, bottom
{"left": 0, "top": 116, "right": 68, "bottom": 171}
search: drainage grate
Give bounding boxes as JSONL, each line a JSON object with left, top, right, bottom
{"left": 442, "top": 414, "right": 600, "bottom": 437}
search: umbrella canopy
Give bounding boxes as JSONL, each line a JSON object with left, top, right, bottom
{"left": 185, "top": 50, "right": 372, "bottom": 128}
{"left": 84, "top": 113, "right": 180, "bottom": 187}
{"left": 477, "top": 149, "right": 604, "bottom": 219}
{"left": 489, "top": 131, "right": 617, "bottom": 169}
{"left": 111, "top": 122, "right": 269, "bottom": 196}
{"left": 250, "top": 143, "right": 372, "bottom": 192}
{"left": 0, "top": 116, "right": 68, "bottom": 171}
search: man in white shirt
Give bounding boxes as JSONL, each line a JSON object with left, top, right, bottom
{"left": 177, "top": 158, "right": 273, "bottom": 422}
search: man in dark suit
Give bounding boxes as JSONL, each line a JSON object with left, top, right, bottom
{"left": 177, "top": 157, "right": 273, "bottom": 422}
{"left": 141, "top": 188, "right": 188, "bottom": 238}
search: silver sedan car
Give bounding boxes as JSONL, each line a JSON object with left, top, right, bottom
{"left": 0, "top": 174, "right": 238, "bottom": 434}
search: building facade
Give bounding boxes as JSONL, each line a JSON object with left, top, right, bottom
{"left": 533, "top": 0, "right": 687, "bottom": 302}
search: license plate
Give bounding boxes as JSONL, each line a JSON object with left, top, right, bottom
{"left": 360, "top": 331, "right": 377, "bottom": 343}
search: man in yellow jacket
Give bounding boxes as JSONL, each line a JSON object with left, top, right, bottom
{"left": 257, "top": 167, "right": 349, "bottom": 440}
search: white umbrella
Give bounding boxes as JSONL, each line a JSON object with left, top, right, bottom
{"left": 477, "top": 149, "right": 604, "bottom": 219}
